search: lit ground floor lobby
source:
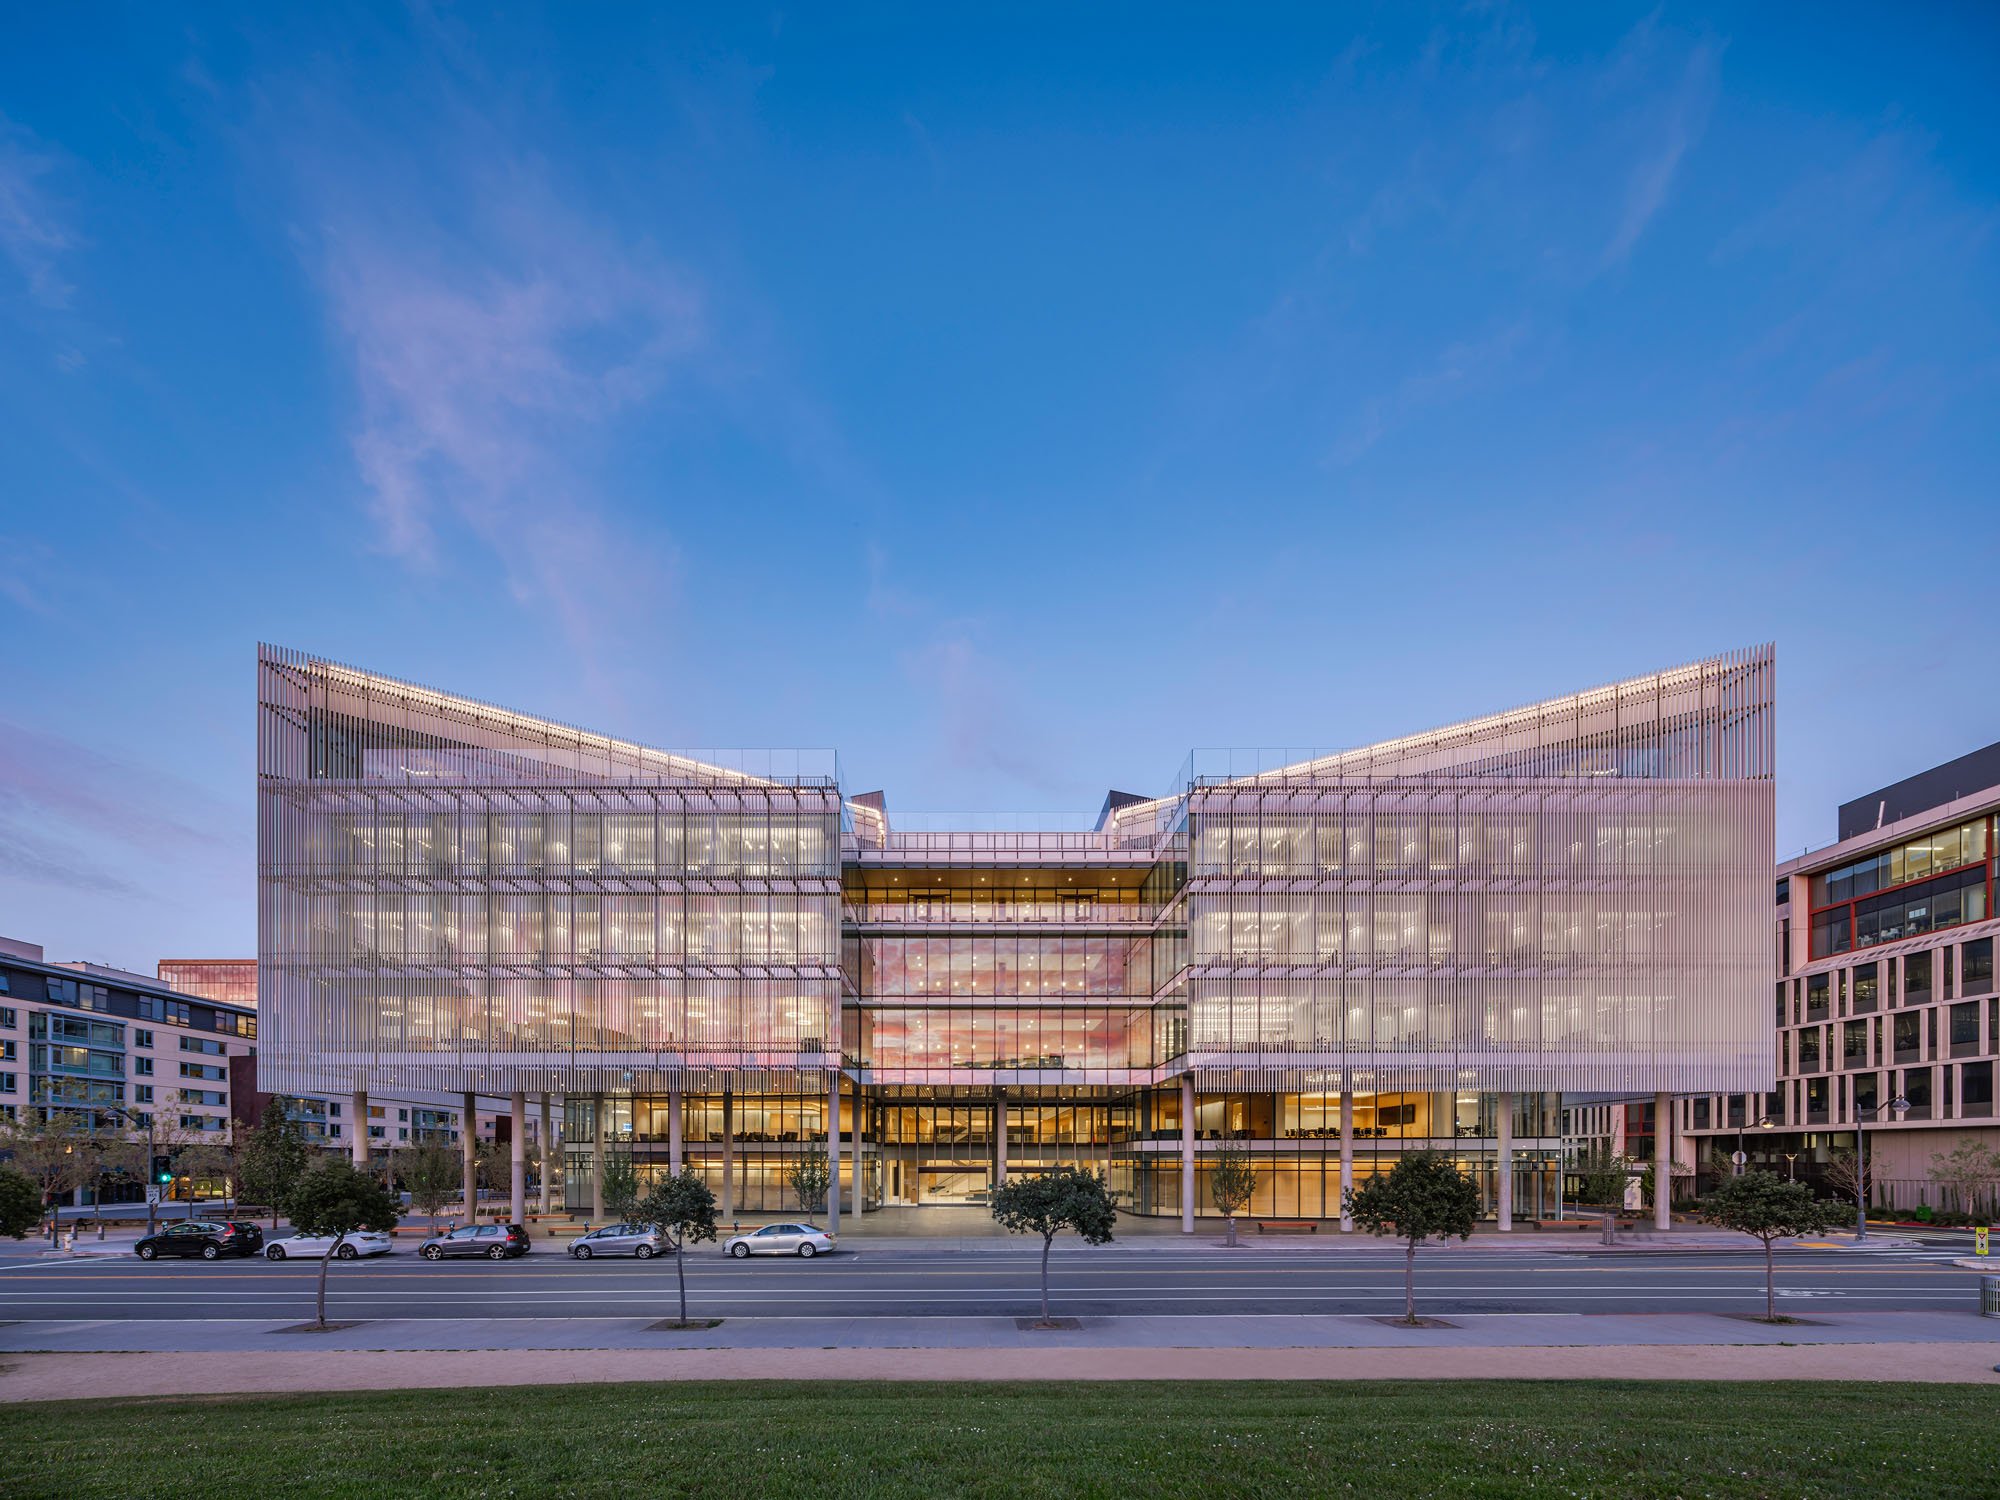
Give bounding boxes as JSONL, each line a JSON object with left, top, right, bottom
{"left": 561, "top": 1083, "right": 1571, "bottom": 1224}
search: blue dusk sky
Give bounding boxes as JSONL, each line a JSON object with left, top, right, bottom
{"left": 2, "top": 5, "right": 1997, "bottom": 971}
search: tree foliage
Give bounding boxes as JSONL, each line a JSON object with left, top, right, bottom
{"left": 785, "top": 1147, "right": 831, "bottom": 1221}
{"left": 1571, "top": 1144, "right": 1630, "bottom": 1211}
{"left": 395, "top": 1140, "right": 462, "bottom": 1230}
{"left": 1209, "top": 1147, "right": 1258, "bottom": 1246}
{"left": 283, "top": 1160, "right": 402, "bottom": 1328}
{"left": 1697, "top": 1170, "right": 1846, "bottom": 1322}
{"left": 237, "top": 1099, "right": 314, "bottom": 1230}
{"left": 1821, "top": 1147, "right": 1868, "bottom": 1203}
{"left": 633, "top": 1169, "right": 720, "bottom": 1327}
{"left": 0, "top": 1166, "right": 41, "bottom": 1239}
{"left": 1929, "top": 1138, "right": 2000, "bottom": 1217}
{"left": 1344, "top": 1151, "right": 1481, "bottom": 1324}
{"left": 990, "top": 1165, "right": 1117, "bottom": 1325}
{"left": 602, "top": 1149, "right": 642, "bottom": 1222}
{"left": 0, "top": 1109, "right": 94, "bottom": 1203}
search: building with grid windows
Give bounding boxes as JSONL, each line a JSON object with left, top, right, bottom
{"left": 257, "top": 642, "right": 1775, "bottom": 1231}
{"left": 1680, "top": 741, "right": 2000, "bottom": 1212}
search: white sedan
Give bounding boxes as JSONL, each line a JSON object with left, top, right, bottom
{"left": 264, "top": 1230, "right": 395, "bottom": 1261}
{"left": 722, "top": 1222, "right": 837, "bottom": 1258}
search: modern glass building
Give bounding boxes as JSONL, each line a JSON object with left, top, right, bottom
{"left": 257, "top": 642, "right": 1775, "bottom": 1228}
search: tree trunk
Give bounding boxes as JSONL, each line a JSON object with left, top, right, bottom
{"left": 316, "top": 1232, "right": 344, "bottom": 1329}
{"left": 675, "top": 1231, "right": 688, "bottom": 1326}
{"left": 1040, "top": 1233, "right": 1053, "bottom": 1324}
{"left": 1404, "top": 1238, "right": 1417, "bottom": 1324}
{"left": 1763, "top": 1235, "right": 1776, "bottom": 1323}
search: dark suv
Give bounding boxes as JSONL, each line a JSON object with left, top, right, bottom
{"left": 418, "top": 1223, "right": 532, "bottom": 1260}
{"left": 134, "top": 1220, "right": 265, "bottom": 1261}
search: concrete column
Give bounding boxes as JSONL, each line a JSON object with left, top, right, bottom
{"left": 720, "top": 1089, "right": 734, "bottom": 1220}
{"left": 509, "top": 1091, "right": 527, "bottom": 1225}
{"left": 995, "top": 1088, "right": 1008, "bottom": 1186}
{"left": 460, "top": 1092, "right": 478, "bottom": 1227}
{"left": 1653, "top": 1091, "right": 1672, "bottom": 1231}
{"left": 590, "top": 1093, "right": 606, "bottom": 1223}
{"left": 1496, "top": 1090, "right": 1515, "bottom": 1232}
{"left": 350, "top": 1090, "right": 369, "bottom": 1171}
{"left": 827, "top": 1072, "right": 841, "bottom": 1236}
{"left": 539, "top": 1094, "right": 554, "bottom": 1215}
{"left": 1339, "top": 1091, "right": 1354, "bottom": 1232}
{"left": 1180, "top": 1074, "right": 1196, "bottom": 1234}
{"left": 668, "top": 1085, "right": 684, "bottom": 1174}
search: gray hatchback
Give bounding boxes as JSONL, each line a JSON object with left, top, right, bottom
{"left": 570, "top": 1223, "right": 666, "bottom": 1259}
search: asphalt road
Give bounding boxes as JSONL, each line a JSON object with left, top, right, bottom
{"left": 0, "top": 1245, "right": 1979, "bottom": 1321}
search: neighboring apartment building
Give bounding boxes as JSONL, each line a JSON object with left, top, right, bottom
{"left": 0, "top": 936, "right": 257, "bottom": 1203}
{"left": 1681, "top": 742, "right": 2000, "bottom": 1209}
{"left": 256, "top": 643, "right": 1775, "bottom": 1229}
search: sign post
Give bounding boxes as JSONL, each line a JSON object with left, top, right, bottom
{"left": 1977, "top": 1226, "right": 1990, "bottom": 1257}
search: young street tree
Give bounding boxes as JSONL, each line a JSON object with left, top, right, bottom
{"left": 283, "top": 1161, "right": 402, "bottom": 1330}
{"left": 1697, "top": 1170, "right": 1846, "bottom": 1322}
{"left": 395, "top": 1140, "right": 461, "bottom": 1233}
{"left": 989, "top": 1165, "right": 1117, "bottom": 1326}
{"left": 0, "top": 1165, "right": 42, "bottom": 1240}
{"left": 0, "top": 1108, "right": 94, "bottom": 1242}
{"left": 1209, "top": 1146, "right": 1258, "bottom": 1247}
{"left": 1571, "top": 1144, "right": 1632, "bottom": 1245}
{"left": 602, "top": 1149, "right": 642, "bottom": 1222}
{"left": 785, "top": 1147, "right": 831, "bottom": 1223}
{"left": 1930, "top": 1138, "right": 2000, "bottom": 1220}
{"left": 236, "top": 1099, "right": 313, "bottom": 1230}
{"left": 1343, "top": 1150, "right": 1481, "bottom": 1325}
{"left": 633, "top": 1169, "right": 719, "bottom": 1328}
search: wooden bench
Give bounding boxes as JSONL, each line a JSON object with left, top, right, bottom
{"left": 1255, "top": 1220, "right": 1318, "bottom": 1235}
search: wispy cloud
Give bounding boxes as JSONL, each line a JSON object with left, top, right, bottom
{"left": 1334, "top": 317, "right": 1535, "bottom": 463}
{"left": 0, "top": 721, "right": 245, "bottom": 902}
{"left": 1604, "top": 40, "right": 1719, "bottom": 266}
{"left": 901, "top": 631, "right": 1070, "bottom": 799}
{"left": 313, "top": 169, "right": 701, "bottom": 654}
{"left": 0, "top": 114, "right": 77, "bottom": 308}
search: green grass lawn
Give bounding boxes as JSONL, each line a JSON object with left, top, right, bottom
{"left": 1, "top": 1379, "right": 1992, "bottom": 1498}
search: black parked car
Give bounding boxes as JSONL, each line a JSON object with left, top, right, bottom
{"left": 418, "top": 1223, "right": 532, "bottom": 1260}
{"left": 134, "top": 1220, "right": 265, "bottom": 1261}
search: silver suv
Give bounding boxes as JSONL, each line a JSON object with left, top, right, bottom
{"left": 570, "top": 1223, "right": 665, "bottom": 1259}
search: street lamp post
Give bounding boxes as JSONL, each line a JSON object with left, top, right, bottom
{"left": 1733, "top": 1113, "right": 1774, "bottom": 1176}
{"left": 1855, "top": 1093, "right": 1911, "bottom": 1243}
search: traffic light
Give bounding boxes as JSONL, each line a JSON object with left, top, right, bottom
{"left": 152, "top": 1155, "right": 172, "bottom": 1184}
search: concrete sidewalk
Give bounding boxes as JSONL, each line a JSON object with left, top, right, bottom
{"left": 2, "top": 1309, "right": 1993, "bottom": 1356}
{"left": 3, "top": 1329, "right": 1998, "bottom": 1402}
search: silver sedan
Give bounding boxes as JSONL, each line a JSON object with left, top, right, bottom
{"left": 722, "top": 1222, "right": 837, "bottom": 1258}
{"left": 570, "top": 1223, "right": 666, "bottom": 1259}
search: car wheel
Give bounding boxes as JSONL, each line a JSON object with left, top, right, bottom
{"left": 634, "top": 1244, "right": 655, "bottom": 1260}
{"left": 266, "top": 1246, "right": 286, "bottom": 1261}
{"left": 798, "top": 1242, "right": 817, "bottom": 1259}
{"left": 421, "top": 1245, "right": 443, "bottom": 1260}
{"left": 337, "top": 1244, "right": 358, "bottom": 1260}
{"left": 573, "top": 1244, "right": 592, "bottom": 1260}
{"left": 201, "top": 1245, "right": 221, "bottom": 1260}
{"left": 730, "top": 1243, "right": 750, "bottom": 1259}
{"left": 136, "top": 1245, "right": 157, "bottom": 1260}
{"left": 487, "top": 1245, "right": 506, "bottom": 1260}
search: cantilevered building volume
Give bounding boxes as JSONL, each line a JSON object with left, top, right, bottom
{"left": 258, "top": 642, "right": 1775, "bottom": 1230}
